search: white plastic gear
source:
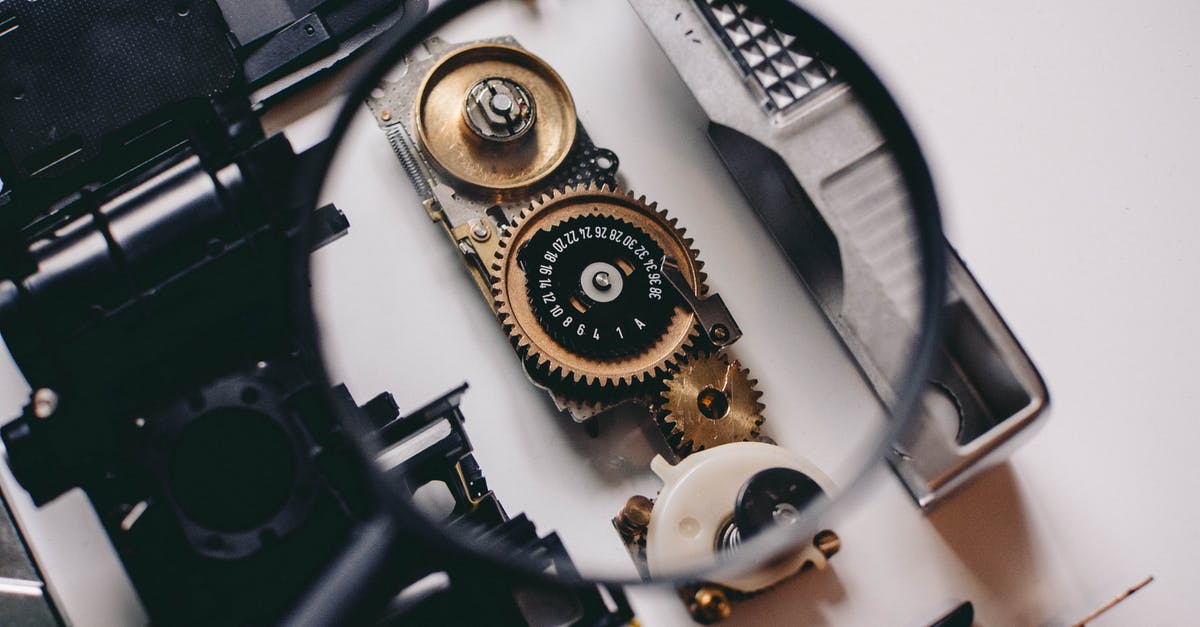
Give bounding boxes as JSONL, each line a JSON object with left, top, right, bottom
{"left": 490, "top": 183, "right": 707, "bottom": 391}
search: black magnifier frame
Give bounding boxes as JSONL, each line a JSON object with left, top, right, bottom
{"left": 292, "top": 0, "right": 948, "bottom": 590}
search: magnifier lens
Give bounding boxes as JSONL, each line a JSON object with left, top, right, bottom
{"left": 309, "top": 0, "right": 942, "bottom": 588}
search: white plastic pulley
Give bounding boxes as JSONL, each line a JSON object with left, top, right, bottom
{"left": 644, "top": 442, "right": 835, "bottom": 592}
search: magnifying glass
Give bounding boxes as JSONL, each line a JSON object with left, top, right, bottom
{"left": 300, "top": 0, "right": 945, "bottom": 609}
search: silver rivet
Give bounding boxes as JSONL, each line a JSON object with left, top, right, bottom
{"left": 593, "top": 272, "right": 611, "bottom": 289}
{"left": 33, "top": 388, "right": 58, "bottom": 419}
{"left": 470, "top": 220, "right": 490, "bottom": 241}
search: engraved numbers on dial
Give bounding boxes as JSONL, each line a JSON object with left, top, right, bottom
{"left": 518, "top": 214, "right": 676, "bottom": 359}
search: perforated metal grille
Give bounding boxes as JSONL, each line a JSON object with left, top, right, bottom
{"left": 695, "top": 0, "right": 838, "bottom": 115}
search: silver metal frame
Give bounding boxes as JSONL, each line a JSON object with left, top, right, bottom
{"left": 630, "top": 0, "right": 1048, "bottom": 509}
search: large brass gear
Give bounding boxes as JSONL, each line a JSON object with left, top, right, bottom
{"left": 413, "top": 42, "right": 577, "bottom": 192}
{"left": 491, "top": 184, "right": 706, "bottom": 391}
{"left": 660, "top": 353, "right": 765, "bottom": 456}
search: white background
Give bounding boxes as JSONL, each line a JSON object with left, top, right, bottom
{"left": 1, "top": 1, "right": 1197, "bottom": 625}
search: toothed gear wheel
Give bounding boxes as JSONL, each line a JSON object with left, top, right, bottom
{"left": 660, "top": 353, "right": 765, "bottom": 456}
{"left": 492, "top": 184, "right": 706, "bottom": 390}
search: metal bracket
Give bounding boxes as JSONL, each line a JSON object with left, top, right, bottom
{"left": 661, "top": 256, "right": 742, "bottom": 347}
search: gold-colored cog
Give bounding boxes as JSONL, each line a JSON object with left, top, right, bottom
{"left": 491, "top": 183, "right": 706, "bottom": 390}
{"left": 414, "top": 43, "right": 577, "bottom": 192}
{"left": 660, "top": 353, "right": 765, "bottom": 455}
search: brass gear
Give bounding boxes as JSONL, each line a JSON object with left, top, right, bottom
{"left": 414, "top": 42, "right": 577, "bottom": 192}
{"left": 491, "top": 184, "right": 706, "bottom": 391}
{"left": 660, "top": 353, "right": 765, "bottom": 455}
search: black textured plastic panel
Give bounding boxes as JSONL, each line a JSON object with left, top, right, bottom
{"left": 0, "top": 0, "right": 240, "bottom": 179}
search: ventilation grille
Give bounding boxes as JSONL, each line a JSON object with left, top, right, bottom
{"left": 694, "top": 0, "right": 839, "bottom": 116}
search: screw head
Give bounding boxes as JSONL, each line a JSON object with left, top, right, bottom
{"left": 593, "top": 271, "right": 612, "bottom": 290}
{"left": 710, "top": 324, "right": 730, "bottom": 343}
{"left": 470, "top": 220, "right": 490, "bottom": 241}
{"left": 616, "top": 495, "right": 654, "bottom": 537}
{"left": 33, "top": 388, "right": 58, "bottom": 419}
{"left": 813, "top": 529, "right": 841, "bottom": 558}
{"left": 690, "top": 586, "right": 732, "bottom": 623}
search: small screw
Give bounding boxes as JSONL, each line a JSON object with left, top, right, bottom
{"left": 33, "top": 388, "right": 58, "bottom": 419}
{"left": 380, "top": 110, "right": 392, "bottom": 122}
{"left": 710, "top": 324, "right": 730, "bottom": 344}
{"left": 470, "top": 220, "right": 490, "bottom": 241}
{"left": 813, "top": 529, "right": 841, "bottom": 558}
{"left": 689, "top": 586, "right": 732, "bottom": 623}
{"left": 491, "top": 92, "right": 513, "bottom": 113}
{"left": 616, "top": 495, "right": 654, "bottom": 538}
{"left": 593, "top": 271, "right": 612, "bottom": 290}
{"left": 303, "top": 23, "right": 315, "bottom": 36}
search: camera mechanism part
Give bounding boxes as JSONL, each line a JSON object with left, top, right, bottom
{"left": 365, "top": 384, "right": 635, "bottom": 627}
{"left": 613, "top": 442, "right": 839, "bottom": 624}
{"left": 368, "top": 37, "right": 753, "bottom": 450}
{"left": 660, "top": 353, "right": 764, "bottom": 456}
{"left": 631, "top": 0, "right": 1049, "bottom": 508}
{"left": 492, "top": 186, "right": 704, "bottom": 392}
{"left": 368, "top": 38, "right": 846, "bottom": 618}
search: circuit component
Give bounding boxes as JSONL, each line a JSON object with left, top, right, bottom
{"left": 492, "top": 184, "right": 705, "bottom": 391}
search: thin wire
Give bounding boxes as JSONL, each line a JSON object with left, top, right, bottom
{"left": 1071, "top": 575, "right": 1154, "bottom": 627}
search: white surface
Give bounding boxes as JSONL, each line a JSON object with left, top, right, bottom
{"left": 0, "top": 0, "right": 1195, "bottom": 625}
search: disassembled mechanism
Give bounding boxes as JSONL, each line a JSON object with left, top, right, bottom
{"left": 614, "top": 442, "right": 839, "bottom": 623}
{"left": 660, "top": 352, "right": 764, "bottom": 455}
{"left": 370, "top": 36, "right": 739, "bottom": 418}
{"left": 492, "top": 184, "right": 704, "bottom": 391}
{"left": 369, "top": 35, "right": 840, "bottom": 624}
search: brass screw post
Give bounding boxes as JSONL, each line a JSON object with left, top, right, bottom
{"left": 689, "top": 586, "right": 732, "bottom": 623}
{"left": 616, "top": 495, "right": 653, "bottom": 538}
{"left": 709, "top": 324, "right": 730, "bottom": 344}
{"left": 470, "top": 220, "right": 490, "bottom": 241}
{"left": 813, "top": 529, "right": 841, "bottom": 558}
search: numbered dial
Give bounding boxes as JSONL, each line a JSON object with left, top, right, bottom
{"left": 519, "top": 215, "right": 677, "bottom": 359}
{"left": 491, "top": 185, "right": 707, "bottom": 390}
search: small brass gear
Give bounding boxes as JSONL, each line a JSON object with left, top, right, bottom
{"left": 660, "top": 353, "right": 765, "bottom": 455}
{"left": 491, "top": 184, "right": 706, "bottom": 391}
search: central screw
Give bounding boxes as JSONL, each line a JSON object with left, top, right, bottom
{"left": 463, "top": 77, "right": 535, "bottom": 142}
{"left": 696, "top": 386, "right": 730, "bottom": 420}
{"left": 593, "top": 271, "right": 611, "bottom": 290}
{"left": 491, "top": 93, "right": 513, "bottom": 112}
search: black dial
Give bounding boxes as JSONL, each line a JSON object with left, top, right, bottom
{"left": 518, "top": 214, "right": 679, "bottom": 359}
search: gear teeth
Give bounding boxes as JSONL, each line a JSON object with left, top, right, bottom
{"left": 658, "top": 352, "right": 766, "bottom": 457}
{"left": 491, "top": 183, "right": 708, "bottom": 397}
